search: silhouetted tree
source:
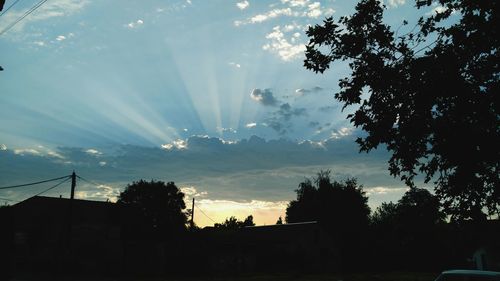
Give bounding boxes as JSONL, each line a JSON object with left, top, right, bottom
{"left": 371, "top": 202, "right": 398, "bottom": 228}
{"left": 304, "top": 0, "right": 499, "bottom": 221}
{"left": 118, "top": 180, "right": 187, "bottom": 238}
{"left": 370, "top": 188, "right": 445, "bottom": 270}
{"left": 214, "top": 215, "right": 255, "bottom": 229}
{"left": 276, "top": 216, "right": 283, "bottom": 225}
{"left": 286, "top": 170, "right": 370, "bottom": 228}
{"left": 286, "top": 170, "right": 370, "bottom": 270}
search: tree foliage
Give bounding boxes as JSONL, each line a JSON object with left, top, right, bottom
{"left": 285, "top": 170, "right": 370, "bottom": 269}
{"left": 286, "top": 170, "right": 370, "bottom": 229}
{"left": 276, "top": 216, "right": 283, "bottom": 225}
{"left": 371, "top": 188, "right": 445, "bottom": 270}
{"left": 118, "top": 180, "right": 187, "bottom": 236}
{"left": 214, "top": 215, "right": 255, "bottom": 230}
{"left": 304, "top": 0, "right": 499, "bottom": 220}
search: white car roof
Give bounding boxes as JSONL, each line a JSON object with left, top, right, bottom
{"left": 442, "top": 270, "right": 500, "bottom": 276}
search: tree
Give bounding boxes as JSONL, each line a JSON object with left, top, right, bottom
{"left": 276, "top": 216, "right": 283, "bottom": 225}
{"left": 285, "top": 170, "right": 370, "bottom": 269}
{"left": 286, "top": 170, "right": 370, "bottom": 229}
{"left": 304, "top": 0, "right": 499, "bottom": 221}
{"left": 117, "top": 180, "right": 187, "bottom": 237}
{"left": 371, "top": 201, "right": 398, "bottom": 228}
{"left": 214, "top": 215, "right": 255, "bottom": 230}
{"left": 370, "top": 188, "right": 445, "bottom": 270}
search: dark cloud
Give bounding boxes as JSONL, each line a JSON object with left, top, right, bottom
{"left": 295, "top": 86, "right": 324, "bottom": 95}
{"left": 308, "top": 121, "right": 320, "bottom": 128}
{"left": 264, "top": 103, "right": 308, "bottom": 135}
{"left": 250, "top": 88, "right": 278, "bottom": 106}
{"left": 277, "top": 103, "right": 307, "bottom": 120}
{"left": 0, "top": 135, "right": 400, "bottom": 202}
{"left": 318, "top": 105, "right": 338, "bottom": 113}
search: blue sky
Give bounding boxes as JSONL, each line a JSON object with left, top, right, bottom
{"left": 0, "top": 0, "right": 442, "bottom": 226}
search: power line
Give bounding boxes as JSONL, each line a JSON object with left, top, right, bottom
{"left": 76, "top": 175, "right": 106, "bottom": 188}
{"left": 0, "top": 0, "right": 23, "bottom": 17}
{"left": 194, "top": 203, "right": 216, "bottom": 223}
{"left": 31, "top": 176, "right": 71, "bottom": 197}
{"left": 0, "top": 0, "right": 48, "bottom": 36}
{"left": 76, "top": 175, "right": 118, "bottom": 194}
{"left": 0, "top": 176, "right": 70, "bottom": 204}
{"left": 0, "top": 196, "right": 19, "bottom": 203}
{"left": 0, "top": 175, "right": 71, "bottom": 190}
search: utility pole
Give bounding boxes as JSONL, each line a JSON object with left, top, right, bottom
{"left": 191, "top": 197, "right": 195, "bottom": 228}
{"left": 70, "top": 171, "right": 76, "bottom": 200}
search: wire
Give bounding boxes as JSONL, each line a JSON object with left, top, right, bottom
{"left": 0, "top": 0, "right": 48, "bottom": 36}
{"left": 30, "top": 176, "right": 71, "bottom": 197}
{"left": 0, "top": 0, "right": 22, "bottom": 17}
{"left": 0, "top": 175, "right": 70, "bottom": 190}
{"left": 195, "top": 203, "right": 216, "bottom": 223}
{"left": 0, "top": 177, "right": 71, "bottom": 204}
{"left": 0, "top": 196, "right": 19, "bottom": 203}
{"left": 76, "top": 175, "right": 105, "bottom": 188}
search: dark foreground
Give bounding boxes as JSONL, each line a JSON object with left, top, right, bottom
{"left": 11, "top": 272, "right": 437, "bottom": 281}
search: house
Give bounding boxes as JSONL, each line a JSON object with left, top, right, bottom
{"left": 1, "top": 196, "right": 123, "bottom": 277}
{"left": 1, "top": 196, "right": 340, "bottom": 277}
{"left": 193, "top": 221, "right": 339, "bottom": 273}
{"left": 471, "top": 220, "right": 500, "bottom": 271}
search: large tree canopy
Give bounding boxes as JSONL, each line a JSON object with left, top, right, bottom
{"left": 118, "top": 180, "right": 187, "bottom": 237}
{"left": 371, "top": 188, "right": 445, "bottom": 270}
{"left": 285, "top": 171, "right": 370, "bottom": 269}
{"left": 304, "top": 0, "right": 499, "bottom": 220}
{"left": 286, "top": 170, "right": 370, "bottom": 229}
{"left": 214, "top": 215, "right": 255, "bottom": 230}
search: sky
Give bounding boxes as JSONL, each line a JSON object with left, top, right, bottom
{"left": 0, "top": 0, "right": 443, "bottom": 226}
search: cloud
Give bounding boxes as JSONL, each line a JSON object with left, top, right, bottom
{"left": 426, "top": 3, "right": 456, "bottom": 15}
{"left": 386, "top": 0, "right": 405, "bottom": 8}
{"left": 85, "top": 148, "right": 102, "bottom": 155}
{"left": 75, "top": 183, "right": 119, "bottom": 202}
{"left": 282, "top": 0, "right": 308, "bottom": 7}
{"left": 1, "top": 135, "right": 409, "bottom": 225}
{"left": 161, "top": 139, "right": 187, "bottom": 150}
{"left": 250, "top": 8, "right": 293, "bottom": 24}
{"left": 13, "top": 148, "right": 41, "bottom": 156}
{"left": 216, "top": 127, "right": 237, "bottom": 134}
{"left": 233, "top": 0, "right": 333, "bottom": 61}
{"left": 245, "top": 123, "right": 257, "bottom": 128}
{"left": 234, "top": 0, "right": 334, "bottom": 26}
{"left": 277, "top": 103, "right": 307, "bottom": 121}
{"left": 331, "top": 127, "right": 354, "bottom": 139}
{"left": 228, "top": 62, "right": 241, "bottom": 68}
{"left": 264, "top": 103, "right": 308, "bottom": 135}
{"left": 236, "top": 0, "right": 250, "bottom": 10}
{"left": 295, "top": 86, "right": 323, "bottom": 95}
{"left": 306, "top": 2, "right": 322, "bottom": 18}
{"left": 318, "top": 105, "right": 338, "bottom": 113}
{"left": 365, "top": 186, "right": 408, "bottom": 196}
{"left": 283, "top": 22, "right": 303, "bottom": 32}
{"left": 195, "top": 199, "right": 287, "bottom": 226}
{"left": 308, "top": 121, "right": 320, "bottom": 128}
{"left": 13, "top": 146, "right": 65, "bottom": 159}
{"left": 250, "top": 88, "right": 278, "bottom": 106}
{"left": 126, "top": 19, "right": 144, "bottom": 29}
{"left": 262, "top": 25, "right": 306, "bottom": 61}
{"left": 180, "top": 186, "right": 208, "bottom": 198}
{"left": 0, "top": 0, "right": 90, "bottom": 34}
